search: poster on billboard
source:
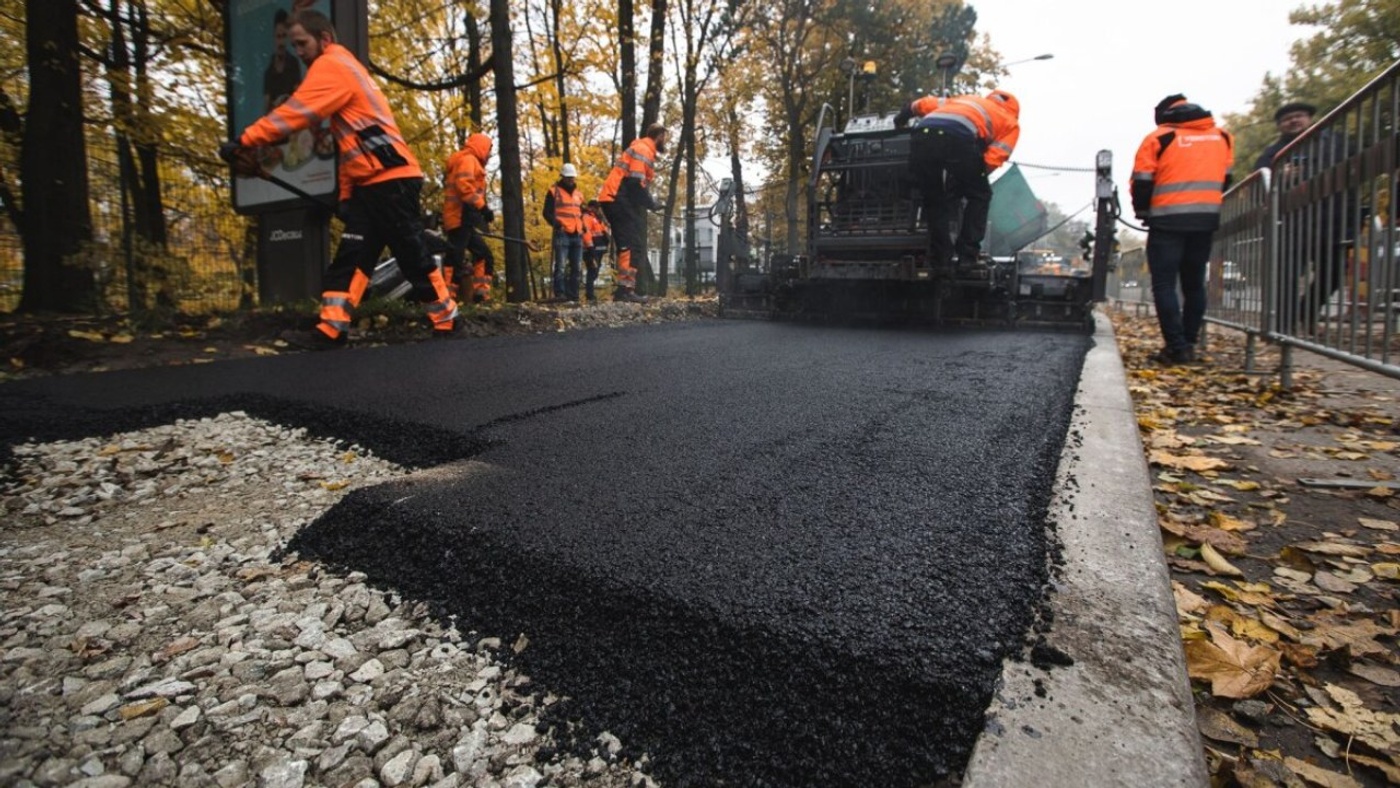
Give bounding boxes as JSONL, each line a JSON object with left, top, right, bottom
{"left": 226, "top": 0, "right": 336, "bottom": 213}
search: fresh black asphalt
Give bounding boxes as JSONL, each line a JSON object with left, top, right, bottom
{"left": 0, "top": 320, "right": 1091, "bottom": 786}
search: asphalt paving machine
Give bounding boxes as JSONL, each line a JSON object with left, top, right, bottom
{"left": 722, "top": 106, "right": 1117, "bottom": 330}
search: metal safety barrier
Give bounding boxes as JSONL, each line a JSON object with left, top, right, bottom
{"left": 1207, "top": 58, "right": 1400, "bottom": 387}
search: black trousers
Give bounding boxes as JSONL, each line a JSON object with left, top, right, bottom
{"left": 602, "top": 200, "right": 645, "bottom": 290}
{"left": 330, "top": 178, "right": 439, "bottom": 301}
{"left": 909, "top": 126, "right": 991, "bottom": 265}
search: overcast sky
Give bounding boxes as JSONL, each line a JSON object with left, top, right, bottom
{"left": 970, "top": 0, "right": 1311, "bottom": 218}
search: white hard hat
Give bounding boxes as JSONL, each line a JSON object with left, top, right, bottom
{"left": 561, "top": 163, "right": 578, "bottom": 178}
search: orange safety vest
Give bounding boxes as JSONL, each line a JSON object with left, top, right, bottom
{"left": 599, "top": 136, "right": 658, "bottom": 203}
{"left": 241, "top": 42, "right": 419, "bottom": 201}
{"left": 1131, "top": 116, "right": 1234, "bottom": 228}
{"left": 443, "top": 134, "right": 491, "bottom": 231}
{"left": 909, "top": 94, "right": 1020, "bottom": 170}
{"left": 582, "top": 212, "right": 607, "bottom": 248}
{"left": 549, "top": 183, "right": 584, "bottom": 235}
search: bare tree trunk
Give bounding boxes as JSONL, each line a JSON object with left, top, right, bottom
{"left": 491, "top": 0, "right": 530, "bottom": 303}
{"left": 682, "top": 81, "right": 698, "bottom": 295}
{"left": 640, "top": 0, "right": 667, "bottom": 130}
{"left": 618, "top": 0, "right": 636, "bottom": 144}
{"left": 728, "top": 108, "right": 749, "bottom": 259}
{"left": 19, "top": 0, "right": 96, "bottom": 313}
{"left": 783, "top": 103, "right": 805, "bottom": 253}
{"left": 657, "top": 144, "right": 683, "bottom": 295}
{"left": 466, "top": 13, "right": 484, "bottom": 129}
{"left": 548, "top": 0, "right": 572, "bottom": 162}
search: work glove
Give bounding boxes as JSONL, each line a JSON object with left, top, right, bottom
{"left": 336, "top": 201, "right": 353, "bottom": 223}
{"left": 481, "top": 206, "right": 495, "bottom": 225}
{"left": 219, "top": 141, "right": 263, "bottom": 178}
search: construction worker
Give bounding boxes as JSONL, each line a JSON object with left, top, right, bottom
{"left": 543, "top": 163, "right": 585, "bottom": 302}
{"left": 582, "top": 200, "right": 610, "bottom": 303}
{"left": 443, "top": 133, "right": 496, "bottom": 304}
{"left": 222, "top": 9, "right": 458, "bottom": 347}
{"left": 1131, "top": 94, "right": 1234, "bottom": 365}
{"left": 599, "top": 123, "right": 668, "bottom": 302}
{"left": 893, "top": 89, "right": 1020, "bottom": 269}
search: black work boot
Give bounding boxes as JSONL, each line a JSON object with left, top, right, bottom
{"left": 277, "top": 328, "right": 347, "bottom": 351}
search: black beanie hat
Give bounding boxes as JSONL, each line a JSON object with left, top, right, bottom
{"left": 1155, "top": 94, "right": 1187, "bottom": 125}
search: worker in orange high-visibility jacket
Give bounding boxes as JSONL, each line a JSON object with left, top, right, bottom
{"left": 443, "top": 133, "right": 496, "bottom": 304}
{"left": 894, "top": 89, "right": 1020, "bottom": 268}
{"left": 224, "top": 9, "right": 458, "bottom": 348}
{"left": 598, "top": 123, "right": 668, "bottom": 302}
{"left": 1131, "top": 94, "right": 1234, "bottom": 366}
{"left": 581, "top": 200, "right": 610, "bottom": 302}
{"left": 543, "top": 163, "right": 585, "bottom": 302}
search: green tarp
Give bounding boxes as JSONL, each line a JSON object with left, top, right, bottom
{"left": 986, "top": 164, "right": 1048, "bottom": 256}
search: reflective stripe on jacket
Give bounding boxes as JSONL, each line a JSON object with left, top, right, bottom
{"left": 1131, "top": 116, "right": 1234, "bottom": 231}
{"left": 909, "top": 94, "right": 1020, "bottom": 170}
{"left": 547, "top": 184, "right": 584, "bottom": 235}
{"left": 599, "top": 137, "right": 658, "bottom": 203}
{"left": 241, "top": 42, "right": 419, "bottom": 201}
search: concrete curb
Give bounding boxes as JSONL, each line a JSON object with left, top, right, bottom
{"left": 963, "top": 308, "right": 1208, "bottom": 787}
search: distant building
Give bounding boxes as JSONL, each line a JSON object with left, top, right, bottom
{"left": 666, "top": 204, "right": 718, "bottom": 283}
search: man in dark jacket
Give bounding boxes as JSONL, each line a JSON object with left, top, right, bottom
{"left": 1255, "top": 100, "right": 1353, "bottom": 335}
{"left": 1253, "top": 101, "right": 1316, "bottom": 171}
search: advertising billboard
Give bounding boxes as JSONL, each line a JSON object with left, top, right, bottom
{"left": 225, "top": 0, "right": 337, "bottom": 213}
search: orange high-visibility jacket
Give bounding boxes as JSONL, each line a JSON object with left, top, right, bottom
{"left": 582, "top": 211, "right": 608, "bottom": 248}
{"left": 909, "top": 93, "right": 1020, "bottom": 170}
{"left": 599, "top": 137, "right": 658, "bottom": 205}
{"left": 443, "top": 134, "right": 491, "bottom": 231}
{"left": 545, "top": 183, "right": 584, "bottom": 235}
{"left": 1131, "top": 114, "right": 1234, "bottom": 232}
{"left": 240, "top": 42, "right": 419, "bottom": 201}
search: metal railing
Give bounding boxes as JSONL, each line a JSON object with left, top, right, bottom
{"left": 1207, "top": 58, "right": 1400, "bottom": 387}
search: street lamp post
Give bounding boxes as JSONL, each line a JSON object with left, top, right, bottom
{"left": 840, "top": 57, "right": 878, "bottom": 117}
{"left": 935, "top": 52, "right": 958, "bottom": 97}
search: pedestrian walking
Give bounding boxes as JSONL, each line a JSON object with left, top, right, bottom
{"left": 544, "top": 163, "right": 585, "bottom": 302}
{"left": 893, "top": 89, "right": 1020, "bottom": 268}
{"left": 444, "top": 133, "right": 497, "bottom": 304}
{"left": 222, "top": 9, "right": 458, "bottom": 347}
{"left": 1131, "top": 94, "right": 1234, "bottom": 365}
{"left": 599, "top": 123, "right": 668, "bottom": 302}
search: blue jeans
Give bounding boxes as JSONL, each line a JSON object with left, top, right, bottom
{"left": 553, "top": 233, "right": 583, "bottom": 300}
{"left": 1147, "top": 229, "right": 1213, "bottom": 353}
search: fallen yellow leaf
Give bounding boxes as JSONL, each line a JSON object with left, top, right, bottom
{"left": 1209, "top": 511, "right": 1256, "bottom": 532}
{"left": 1184, "top": 622, "right": 1281, "bottom": 699}
{"left": 1283, "top": 756, "right": 1361, "bottom": 788}
{"left": 1149, "top": 450, "right": 1230, "bottom": 473}
{"left": 1304, "top": 683, "right": 1400, "bottom": 756}
{"left": 319, "top": 480, "right": 350, "bottom": 491}
{"left": 1372, "top": 562, "right": 1400, "bottom": 580}
{"left": 1204, "top": 605, "right": 1280, "bottom": 644}
{"left": 1173, "top": 581, "right": 1209, "bottom": 616}
{"left": 1201, "top": 542, "right": 1244, "bottom": 577}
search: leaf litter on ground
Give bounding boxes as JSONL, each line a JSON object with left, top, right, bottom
{"left": 1113, "top": 312, "right": 1400, "bottom": 785}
